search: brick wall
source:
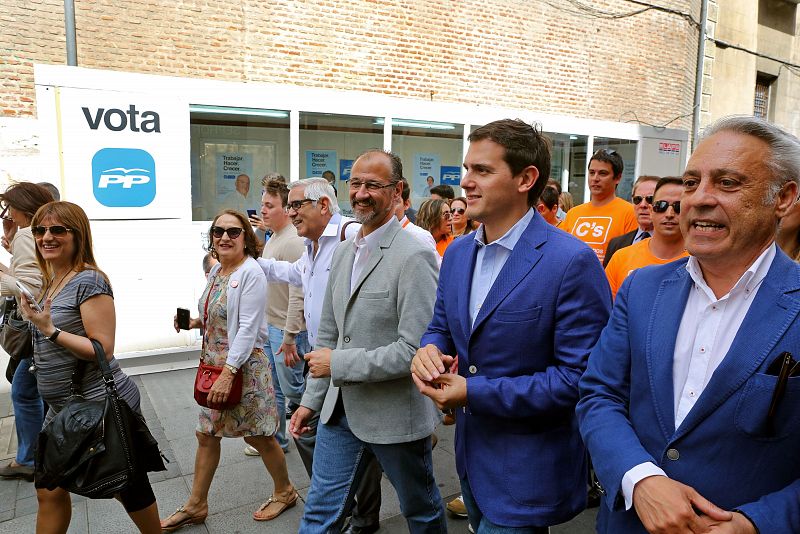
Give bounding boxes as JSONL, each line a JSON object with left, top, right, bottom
{"left": 1, "top": 0, "right": 701, "bottom": 130}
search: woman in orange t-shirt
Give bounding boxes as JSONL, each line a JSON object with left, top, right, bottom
{"left": 417, "top": 199, "right": 454, "bottom": 258}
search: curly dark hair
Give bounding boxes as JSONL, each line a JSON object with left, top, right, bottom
{"left": 208, "top": 209, "right": 262, "bottom": 259}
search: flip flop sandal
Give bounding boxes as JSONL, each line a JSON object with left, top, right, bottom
{"left": 253, "top": 490, "right": 299, "bottom": 521}
{"left": 161, "top": 505, "right": 207, "bottom": 532}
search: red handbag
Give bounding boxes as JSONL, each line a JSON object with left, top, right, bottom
{"left": 193, "top": 274, "right": 244, "bottom": 410}
{"left": 194, "top": 362, "right": 243, "bottom": 410}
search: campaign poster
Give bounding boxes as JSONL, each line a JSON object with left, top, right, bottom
{"left": 440, "top": 166, "right": 461, "bottom": 186}
{"left": 216, "top": 153, "right": 253, "bottom": 197}
{"left": 413, "top": 153, "right": 441, "bottom": 197}
{"left": 305, "top": 150, "right": 337, "bottom": 179}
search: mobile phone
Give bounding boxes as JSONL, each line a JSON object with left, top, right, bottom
{"left": 247, "top": 209, "right": 257, "bottom": 218}
{"left": 176, "top": 307, "right": 191, "bottom": 330}
{"left": 16, "top": 281, "right": 42, "bottom": 313}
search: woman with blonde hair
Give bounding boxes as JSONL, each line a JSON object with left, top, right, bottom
{"left": 21, "top": 201, "right": 162, "bottom": 533}
{"left": 161, "top": 209, "right": 296, "bottom": 531}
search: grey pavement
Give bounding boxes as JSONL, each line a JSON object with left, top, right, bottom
{"left": 0, "top": 367, "right": 597, "bottom": 533}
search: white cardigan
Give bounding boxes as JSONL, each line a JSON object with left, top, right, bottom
{"left": 201, "top": 256, "right": 268, "bottom": 369}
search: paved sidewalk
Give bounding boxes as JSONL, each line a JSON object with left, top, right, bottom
{"left": 0, "top": 367, "right": 597, "bottom": 533}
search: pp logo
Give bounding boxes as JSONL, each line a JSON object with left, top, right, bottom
{"left": 91, "top": 148, "right": 156, "bottom": 207}
{"left": 572, "top": 216, "right": 612, "bottom": 244}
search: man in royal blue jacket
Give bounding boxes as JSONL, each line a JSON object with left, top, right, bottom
{"left": 577, "top": 116, "right": 800, "bottom": 534}
{"left": 411, "top": 119, "right": 611, "bottom": 532}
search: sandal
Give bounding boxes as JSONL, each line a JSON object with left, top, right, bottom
{"left": 253, "top": 489, "right": 299, "bottom": 521}
{"left": 161, "top": 505, "right": 207, "bottom": 532}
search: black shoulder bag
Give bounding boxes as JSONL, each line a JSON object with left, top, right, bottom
{"left": 0, "top": 297, "right": 33, "bottom": 382}
{"left": 34, "top": 339, "right": 166, "bottom": 498}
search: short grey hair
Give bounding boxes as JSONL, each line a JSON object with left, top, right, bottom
{"left": 702, "top": 116, "right": 800, "bottom": 203}
{"left": 291, "top": 178, "right": 340, "bottom": 214}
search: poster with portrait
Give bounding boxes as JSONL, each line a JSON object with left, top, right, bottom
{"left": 413, "top": 153, "right": 441, "bottom": 197}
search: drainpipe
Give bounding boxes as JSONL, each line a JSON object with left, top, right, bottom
{"left": 691, "top": 0, "right": 709, "bottom": 150}
{"left": 64, "top": 0, "right": 77, "bottom": 66}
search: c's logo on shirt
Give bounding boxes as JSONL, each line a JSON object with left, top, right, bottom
{"left": 573, "top": 217, "right": 612, "bottom": 244}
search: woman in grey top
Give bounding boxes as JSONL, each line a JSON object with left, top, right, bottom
{"left": 20, "top": 201, "right": 161, "bottom": 534}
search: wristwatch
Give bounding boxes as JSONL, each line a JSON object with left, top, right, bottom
{"left": 224, "top": 363, "right": 238, "bottom": 375}
{"left": 48, "top": 328, "right": 61, "bottom": 342}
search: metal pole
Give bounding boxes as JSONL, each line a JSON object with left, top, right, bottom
{"left": 64, "top": 0, "right": 77, "bottom": 66}
{"left": 691, "top": 0, "right": 709, "bottom": 150}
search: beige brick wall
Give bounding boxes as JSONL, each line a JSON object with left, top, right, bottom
{"left": 2, "top": 0, "right": 701, "bottom": 130}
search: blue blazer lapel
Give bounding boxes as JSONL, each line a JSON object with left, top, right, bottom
{"left": 457, "top": 237, "right": 480, "bottom": 343}
{"left": 674, "top": 252, "right": 800, "bottom": 440}
{"left": 647, "top": 264, "right": 692, "bottom": 440}
{"left": 471, "top": 218, "right": 544, "bottom": 334}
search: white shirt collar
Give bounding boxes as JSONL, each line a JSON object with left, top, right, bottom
{"left": 686, "top": 242, "right": 776, "bottom": 302}
{"left": 354, "top": 216, "right": 394, "bottom": 253}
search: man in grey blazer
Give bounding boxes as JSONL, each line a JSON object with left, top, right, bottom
{"left": 292, "top": 150, "right": 445, "bottom": 533}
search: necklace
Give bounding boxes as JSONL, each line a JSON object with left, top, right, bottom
{"left": 219, "top": 257, "right": 246, "bottom": 276}
{"left": 47, "top": 269, "right": 73, "bottom": 301}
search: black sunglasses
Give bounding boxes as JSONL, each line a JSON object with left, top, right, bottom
{"left": 450, "top": 207, "right": 466, "bottom": 215}
{"left": 632, "top": 195, "right": 653, "bottom": 206}
{"left": 210, "top": 226, "right": 244, "bottom": 239}
{"left": 593, "top": 148, "right": 617, "bottom": 157}
{"left": 652, "top": 200, "right": 681, "bottom": 214}
{"left": 32, "top": 225, "right": 73, "bottom": 237}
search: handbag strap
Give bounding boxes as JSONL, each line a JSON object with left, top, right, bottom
{"left": 200, "top": 276, "right": 215, "bottom": 364}
{"left": 69, "top": 339, "right": 117, "bottom": 396}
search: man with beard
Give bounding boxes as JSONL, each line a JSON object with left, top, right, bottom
{"left": 293, "top": 150, "right": 445, "bottom": 533}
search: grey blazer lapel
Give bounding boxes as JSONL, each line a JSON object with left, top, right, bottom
{"left": 348, "top": 220, "right": 401, "bottom": 301}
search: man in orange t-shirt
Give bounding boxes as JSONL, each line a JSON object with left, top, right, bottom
{"left": 562, "top": 149, "right": 637, "bottom": 262}
{"left": 605, "top": 177, "right": 688, "bottom": 298}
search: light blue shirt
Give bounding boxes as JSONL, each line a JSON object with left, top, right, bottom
{"left": 469, "top": 209, "right": 535, "bottom": 326}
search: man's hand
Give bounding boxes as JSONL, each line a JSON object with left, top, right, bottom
{"left": 305, "top": 348, "right": 332, "bottom": 378}
{"left": 278, "top": 342, "right": 301, "bottom": 367}
{"left": 703, "top": 512, "right": 757, "bottom": 534}
{"left": 633, "top": 475, "right": 732, "bottom": 534}
{"left": 411, "top": 372, "right": 467, "bottom": 410}
{"left": 411, "top": 344, "right": 455, "bottom": 381}
{"left": 289, "top": 406, "right": 315, "bottom": 438}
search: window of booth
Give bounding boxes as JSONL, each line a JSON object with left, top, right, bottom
{"left": 299, "top": 113, "right": 384, "bottom": 214}
{"left": 545, "top": 132, "right": 588, "bottom": 207}
{"left": 190, "top": 106, "right": 290, "bottom": 221}
{"left": 392, "top": 119, "right": 464, "bottom": 208}
{"left": 593, "top": 137, "right": 638, "bottom": 201}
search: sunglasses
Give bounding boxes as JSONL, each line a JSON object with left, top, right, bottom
{"left": 450, "top": 207, "right": 466, "bottom": 215}
{"left": 632, "top": 195, "right": 653, "bottom": 205}
{"left": 652, "top": 200, "right": 681, "bottom": 214}
{"left": 0, "top": 206, "right": 9, "bottom": 221}
{"left": 593, "top": 148, "right": 617, "bottom": 157}
{"left": 32, "top": 225, "right": 73, "bottom": 237}
{"left": 210, "top": 226, "right": 244, "bottom": 239}
{"left": 285, "top": 199, "right": 315, "bottom": 212}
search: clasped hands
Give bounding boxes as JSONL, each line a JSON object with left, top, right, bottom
{"left": 633, "top": 476, "right": 756, "bottom": 534}
{"left": 410, "top": 344, "right": 467, "bottom": 410}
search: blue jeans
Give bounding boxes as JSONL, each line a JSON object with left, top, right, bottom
{"left": 11, "top": 358, "right": 44, "bottom": 466}
{"left": 300, "top": 409, "right": 446, "bottom": 533}
{"left": 267, "top": 325, "right": 308, "bottom": 407}
{"left": 263, "top": 342, "right": 288, "bottom": 450}
{"left": 460, "top": 477, "right": 549, "bottom": 534}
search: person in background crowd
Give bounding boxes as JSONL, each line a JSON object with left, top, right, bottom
{"left": 547, "top": 178, "right": 567, "bottom": 221}
{"left": 417, "top": 198, "right": 454, "bottom": 259}
{"left": 161, "top": 210, "right": 297, "bottom": 531}
{"left": 578, "top": 116, "right": 800, "bottom": 534}
{"left": 256, "top": 178, "right": 383, "bottom": 533}
{"left": 777, "top": 197, "right": 800, "bottom": 261}
{"left": 249, "top": 173, "right": 287, "bottom": 243}
{"left": 412, "top": 119, "right": 611, "bottom": 533}
{"left": 430, "top": 184, "right": 455, "bottom": 200}
{"left": 0, "top": 182, "right": 53, "bottom": 482}
{"left": 536, "top": 186, "right": 560, "bottom": 226}
{"left": 605, "top": 177, "right": 688, "bottom": 299}
{"left": 21, "top": 202, "right": 161, "bottom": 533}
{"left": 603, "top": 175, "right": 660, "bottom": 267}
{"left": 562, "top": 149, "right": 637, "bottom": 263}
{"left": 244, "top": 179, "right": 309, "bottom": 458}
{"left": 559, "top": 191, "right": 575, "bottom": 213}
{"left": 36, "top": 182, "right": 60, "bottom": 201}
{"left": 450, "top": 197, "right": 477, "bottom": 237}
{"left": 322, "top": 170, "right": 337, "bottom": 196}
{"left": 397, "top": 178, "right": 438, "bottom": 257}
{"left": 294, "top": 150, "right": 444, "bottom": 533}
{"left": 202, "top": 252, "right": 218, "bottom": 279}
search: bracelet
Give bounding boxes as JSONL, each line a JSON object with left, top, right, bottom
{"left": 48, "top": 328, "right": 61, "bottom": 342}
{"left": 224, "top": 363, "right": 238, "bottom": 375}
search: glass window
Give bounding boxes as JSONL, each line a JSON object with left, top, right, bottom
{"left": 545, "top": 133, "right": 588, "bottom": 207}
{"left": 392, "top": 119, "right": 464, "bottom": 208}
{"left": 299, "top": 113, "right": 384, "bottom": 215}
{"left": 190, "top": 106, "right": 290, "bottom": 221}
{"left": 593, "top": 138, "right": 639, "bottom": 201}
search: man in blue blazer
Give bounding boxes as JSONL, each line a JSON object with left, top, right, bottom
{"left": 577, "top": 116, "right": 800, "bottom": 534}
{"left": 411, "top": 119, "right": 612, "bottom": 531}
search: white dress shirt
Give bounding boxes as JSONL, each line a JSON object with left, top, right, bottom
{"left": 351, "top": 216, "right": 394, "bottom": 293}
{"left": 620, "top": 243, "right": 777, "bottom": 510}
{"left": 257, "top": 213, "right": 360, "bottom": 347}
{"left": 400, "top": 216, "right": 440, "bottom": 266}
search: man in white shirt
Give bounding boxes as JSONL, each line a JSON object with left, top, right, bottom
{"left": 577, "top": 116, "right": 800, "bottom": 534}
{"left": 396, "top": 178, "right": 438, "bottom": 261}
